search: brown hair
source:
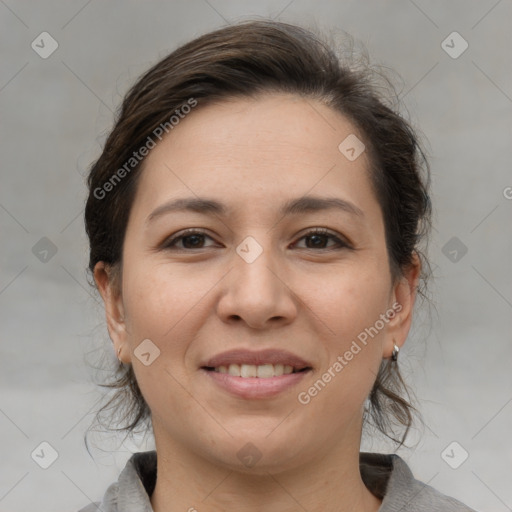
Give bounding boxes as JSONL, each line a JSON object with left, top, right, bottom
{"left": 85, "top": 19, "right": 431, "bottom": 448}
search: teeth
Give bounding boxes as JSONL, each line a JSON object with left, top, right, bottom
{"left": 213, "top": 363, "right": 299, "bottom": 378}
{"left": 257, "top": 364, "right": 274, "bottom": 378}
{"left": 241, "top": 364, "right": 257, "bottom": 378}
{"left": 228, "top": 364, "right": 240, "bottom": 376}
{"left": 273, "top": 364, "right": 284, "bottom": 376}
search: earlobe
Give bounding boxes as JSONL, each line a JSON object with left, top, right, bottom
{"left": 93, "top": 261, "right": 128, "bottom": 350}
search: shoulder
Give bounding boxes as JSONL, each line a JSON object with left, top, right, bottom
{"left": 360, "top": 452, "right": 478, "bottom": 511}
{"left": 75, "top": 451, "right": 157, "bottom": 512}
{"left": 77, "top": 504, "right": 101, "bottom": 512}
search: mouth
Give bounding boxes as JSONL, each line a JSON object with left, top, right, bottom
{"left": 199, "top": 349, "right": 313, "bottom": 399}
{"left": 200, "top": 348, "right": 313, "bottom": 377}
{"left": 202, "top": 363, "right": 311, "bottom": 378}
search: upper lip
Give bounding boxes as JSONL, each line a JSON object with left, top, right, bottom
{"left": 201, "top": 349, "right": 312, "bottom": 370}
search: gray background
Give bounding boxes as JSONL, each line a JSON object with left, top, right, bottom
{"left": 1, "top": 1, "right": 511, "bottom": 510}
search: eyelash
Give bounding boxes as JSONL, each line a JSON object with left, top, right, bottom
{"left": 161, "top": 228, "right": 351, "bottom": 252}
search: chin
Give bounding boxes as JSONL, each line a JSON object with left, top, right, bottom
{"left": 200, "top": 435, "right": 308, "bottom": 476}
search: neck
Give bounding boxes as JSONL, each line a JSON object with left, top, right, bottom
{"left": 150, "top": 433, "right": 382, "bottom": 512}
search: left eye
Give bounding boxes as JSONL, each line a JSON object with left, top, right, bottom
{"left": 162, "top": 229, "right": 348, "bottom": 251}
{"left": 294, "top": 229, "right": 347, "bottom": 250}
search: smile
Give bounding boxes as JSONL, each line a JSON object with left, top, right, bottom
{"left": 205, "top": 363, "right": 309, "bottom": 378}
{"left": 201, "top": 367, "right": 312, "bottom": 400}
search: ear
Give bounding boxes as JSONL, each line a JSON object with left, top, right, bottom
{"left": 94, "top": 261, "right": 130, "bottom": 363}
{"left": 383, "top": 252, "right": 421, "bottom": 359}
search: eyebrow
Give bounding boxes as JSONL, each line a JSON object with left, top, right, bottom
{"left": 146, "top": 195, "right": 364, "bottom": 224}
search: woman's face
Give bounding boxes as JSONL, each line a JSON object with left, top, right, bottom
{"left": 97, "top": 93, "right": 418, "bottom": 472}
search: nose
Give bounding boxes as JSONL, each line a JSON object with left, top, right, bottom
{"left": 215, "top": 237, "right": 298, "bottom": 329}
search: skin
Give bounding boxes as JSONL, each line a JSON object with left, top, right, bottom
{"left": 95, "top": 93, "right": 420, "bottom": 512}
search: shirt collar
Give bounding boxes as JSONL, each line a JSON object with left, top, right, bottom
{"left": 107, "top": 450, "right": 413, "bottom": 511}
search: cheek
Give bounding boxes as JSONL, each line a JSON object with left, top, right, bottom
{"left": 122, "top": 260, "right": 202, "bottom": 340}
{"left": 121, "top": 263, "right": 200, "bottom": 422}
{"left": 305, "top": 263, "right": 391, "bottom": 342}
{"left": 299, "top": 264, "right": 389, "bottom": 404}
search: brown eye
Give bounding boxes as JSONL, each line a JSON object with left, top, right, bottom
{"left": 180, "top": 233, "right": 207, "bottom": 249}
{"left": 294, "top": 228, "right": 350, "bottom": 250}
{"left": 163, "top": 229, "right": 216, "bottom": 250}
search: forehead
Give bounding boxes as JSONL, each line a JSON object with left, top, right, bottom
{"left": 132, "top": 93, "right": 378, "bottom": 222}
{"left": 161, "top": 93, "right": 362, "bottom": 161}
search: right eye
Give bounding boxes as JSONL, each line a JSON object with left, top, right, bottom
{"left": 161, "top": 229, "right": 218, "bottom": 250}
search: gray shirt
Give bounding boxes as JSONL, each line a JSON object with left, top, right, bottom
{"left": 78, "top": 451, "right": 477, "bottom": 511}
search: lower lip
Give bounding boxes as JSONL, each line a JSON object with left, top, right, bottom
{"left": 201, "top": 369, "right": 311, "bottom": 399}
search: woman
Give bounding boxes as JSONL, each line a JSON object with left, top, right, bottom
{"left": 80, "top": 19, "right": 476, "bottom": 511}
